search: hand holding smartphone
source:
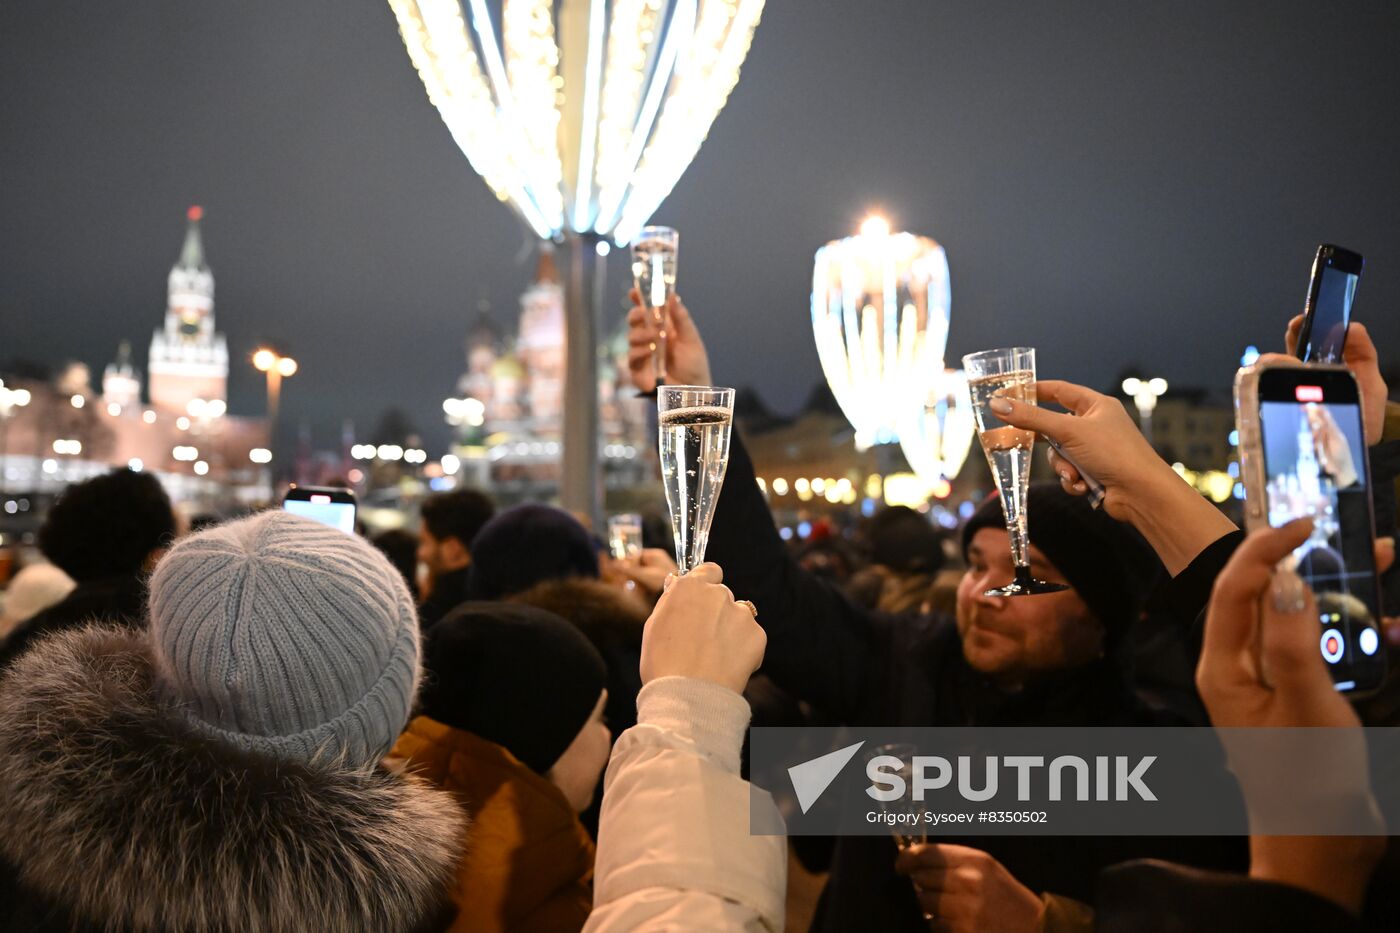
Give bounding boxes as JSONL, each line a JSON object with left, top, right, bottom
{"left": 1295, "top": 244, "right": 1363, "bottom": 364}
{"left": 1235, "top": 361, "right": 1384, "bottom": 695}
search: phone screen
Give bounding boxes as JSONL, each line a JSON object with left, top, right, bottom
{"left": 1300, "top": 250, "right": 1361, "bottom": 364}
{"left": 1258, "top": 369, "right": 1383, "bottom": 691}
{"left": 283, "top": 495, "right": 357, "bottom": 534}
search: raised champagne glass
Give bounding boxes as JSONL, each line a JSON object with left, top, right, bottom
{"left": 962, "top": 347, "right": 1067, "bottom": 597}
{"left": 865, "top": 743, "right": 929, "bottom": 850}
{"left": 631, "top": 225, "right": 678, "bottom": 385}
{"left": 607, "top": 513, "right": 644, "bottom": 560}
{"left": 657, "top": 385, "right": 733, "bottom": 574}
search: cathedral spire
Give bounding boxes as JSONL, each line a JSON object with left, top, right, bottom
{"left": 178, "top": 205, "right": 209, "bottom": 271}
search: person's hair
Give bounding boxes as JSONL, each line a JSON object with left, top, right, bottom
{"left": 865, "top": 505, "right": 946, "bottom": 575}
{"left": 419, "top": 488, "right": 496, "bottom": 549}
{"left": 371, "top": 527, "right": 420, "bottom": 599}
{"left": 847, "top": 564, "right": 939, "bottom": 615}
{"left": 39, "top": 469, "right": 175, "bottom": 582}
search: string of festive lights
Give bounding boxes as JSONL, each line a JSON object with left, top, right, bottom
{"left": 388, "top": 0, "right": 765, "bottom": 242}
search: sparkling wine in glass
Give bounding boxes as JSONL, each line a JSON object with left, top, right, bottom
{"left": 608, "top": 513, "right": 644, "bottom": 560}
{"left": 657, "top": 385, "right": 733, "bottom": 574}
{"left": 632, "top": 226, "right": 678, "bottom": 385}
{"left": 962, "top": 347, "right": 1068, "bottom": 597}
{"left": 866, "top": 743, "right": 930, "bottom": 851}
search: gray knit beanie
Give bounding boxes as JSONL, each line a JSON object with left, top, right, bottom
{"left": 148, "top": 511, "right": 421, "bottom": 769}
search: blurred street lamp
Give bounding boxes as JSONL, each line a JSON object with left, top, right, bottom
{"left": 0, "top": 380, "right": 33, "bottom": 493}
{"left": 253, "top": 349, "right": 298, "bottom": 425}
{"left": 443, "top": 396, "right": 486, "bottom": 426}
{"left": 388, "top": 0, "right": 766, "bottom": 521}
{"left": 1122, "top": 376, "right": 1168, "bottom": 447}
{"left": 812, "top": 214, "right": 973, "bottom": 491}
{"left": 253, "top": 348, "right": 296, "bottom": 476}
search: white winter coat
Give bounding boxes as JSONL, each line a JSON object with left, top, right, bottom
{"left": 586, "top": 677, "right": 787, "bottom": 931}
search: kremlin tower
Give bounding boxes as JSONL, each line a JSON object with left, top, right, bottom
{"left": 147, "top": 206, "right": 229, "bottom": 414}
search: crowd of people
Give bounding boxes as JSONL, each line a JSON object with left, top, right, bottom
{"left": 0, "top": 294, "right": 1396, "bottom": 932}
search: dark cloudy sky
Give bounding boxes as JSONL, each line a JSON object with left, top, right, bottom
{"left": 4, "top": 1, "right": 1399, "bottom": 453}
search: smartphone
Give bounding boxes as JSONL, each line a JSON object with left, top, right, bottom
{"left": 1235, "top": 362, "right": 1384, "bottom": 695}
{"left": 1045, "top": 438, "right": 1106, "bottom": 509}
{"left": 282, "top": 485, "right": 357, "bottom": 534}
{"left": 1296, "top": 244, "right": 1363, "bottom": 364}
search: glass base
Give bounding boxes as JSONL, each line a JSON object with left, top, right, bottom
{"left": 984, "top": 569, "right": 1068, "bottom": 597}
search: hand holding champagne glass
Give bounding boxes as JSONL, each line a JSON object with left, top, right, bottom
{"left": 631, "top": 226, "right": 679, "bottom": 386}
{"left": 657, "top": 385, "right": 733, "bottom": 574}
{"left": 962, "top": 347, "right": 1067, "bottom": 597}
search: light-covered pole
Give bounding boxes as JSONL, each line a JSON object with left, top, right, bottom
{"left": 388, "top": 0, "right": 766, "bottom": 522}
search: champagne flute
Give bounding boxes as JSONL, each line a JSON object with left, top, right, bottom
{"left": 607, "top": 513, "right": 644, "bottom": 560}
{"left": 962, "top": 347, "right": 1067, "bottom": 597}
{"left": 657, "top": 385, "right": 733, "bottom": 573}
{"left": 632, "top": 226, "right": 678, "bottom": 385}
{"left": 865, "top": 743, "right": 929, "bottom": 850}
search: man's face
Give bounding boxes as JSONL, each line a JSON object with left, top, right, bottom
{"left": 417, "top": 525, "right": 470, "bottom": 579}
{"left": 955, "top": 528, "right": 1103, "bottom": 686}
{"left": 416, "top": 525, "right": 444, "bottom": 577}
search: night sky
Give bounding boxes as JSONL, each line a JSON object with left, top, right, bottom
{"left": 4, "top": 1, "right": 1399, "bottom": 454}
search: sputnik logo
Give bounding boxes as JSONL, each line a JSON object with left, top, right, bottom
{"left": 788, "top": 741, "right": 866, "bottom": 814}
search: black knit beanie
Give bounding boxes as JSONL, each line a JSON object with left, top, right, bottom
{"left": 960, "top": 483, "right": 1160, "bottom": 644}
{"left": 868, "top": 505, "right": 946, "bottom": 574}
{"left": 466, "top": 504, "right": 600, "bottom": 600}
{"left": 418, "top": 602, "right": 608, "bottom": 775}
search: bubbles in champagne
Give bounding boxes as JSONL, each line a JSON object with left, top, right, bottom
{"left": 632, "top": 237, "right": 678, "bottom": 381}
{"left": 967, "top": 370, "right": 1038, "bottom": 568}
{"left": 658, "top": 405, "right": 732, "bottom": 573}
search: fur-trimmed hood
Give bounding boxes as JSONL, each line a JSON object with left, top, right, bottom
{"left": 508, "top": 576, "right": 650, "bottom": 640}
{"left": 0, "top": 625, "right": 466, "bottom": 933}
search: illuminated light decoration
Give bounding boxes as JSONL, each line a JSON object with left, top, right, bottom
{"left": 812, "top": 217, "right": 973, "bottom": 486}
{"left": 249, "top": 448, "right": 273, "bottom": 464}
{"left": 898, "top": 368, "right": 977, "bottom": 490}
{"left": 771, "top": 477, "right": 788, "bottom": 496}
{"left": 70, "top": 395, "right": 85, "bottom": 409}
{"left": 142, "top": 410, "right": 157, "bottom": 424}
{"left": 128, "top": 458, "right": 144, "bottom": 471}
{"left": 388, "top": 0, "right": 764, "bottom": 518}
{"left": 387, "top": 0, "right": 764, "bottom": 242}
{"left": 172, "top": 446, "right": 199, "bottom": 462}
{"left": 107, "top": 403, "right": 122, "bottom": 417}
{"left": 882, "top": 472, "right": 933, "bottom": 509}
{"left": 193, "top": 461, "right": 210, "bottom": 476}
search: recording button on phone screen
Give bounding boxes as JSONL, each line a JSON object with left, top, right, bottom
{"left": 1320, "top": 629, "right": 1344, "bottom": 664}
{"left": 1359, "top": 627, "right": 1380, "bottom": 657}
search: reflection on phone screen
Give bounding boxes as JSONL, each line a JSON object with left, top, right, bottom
{"left": 1260, "top": 393, "right": 1380, "bottom": 686}
{"left": 283, "top": 498, "right": 357, "bottom": 534}
{"left": 1306, "top": 264, "right": 1359, "bottom": 363}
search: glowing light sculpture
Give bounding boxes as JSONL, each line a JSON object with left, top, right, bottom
{"left": 389, "top": 0, "right": 765, "bottom": 517}
{"left": 811, "top": 217, "right": 974, "bottom": 493}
